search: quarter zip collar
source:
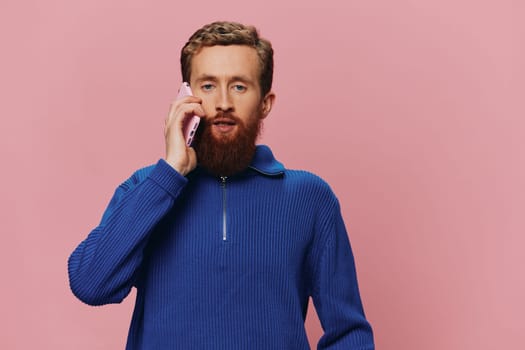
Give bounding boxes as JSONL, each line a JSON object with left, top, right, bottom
{"left": 248, "top": 145, "right": 285, "bottom": 177}
{"left": 190, "top": 145, "right": 285, "bottom": 179}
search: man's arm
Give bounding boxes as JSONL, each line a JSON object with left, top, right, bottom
{"left": 311, "top": 201, "right": 375, "bottom": 349}
{"left": 68, "top": 91, "right": 206, "bottom": 306}
{"left": 67, "top": 160, "right": 187, "bottom": 305}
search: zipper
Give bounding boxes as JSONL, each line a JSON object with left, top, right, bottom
{"left": 220, "top": 176, "right": 228, "bottom": 241}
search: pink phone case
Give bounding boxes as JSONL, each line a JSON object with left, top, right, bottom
{"left": 176, "top": 82, "right": 201, "bottom": 146}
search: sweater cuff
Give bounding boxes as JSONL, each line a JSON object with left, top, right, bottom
{"left": 147, "top": 159, "right": 188, "bottom": 199}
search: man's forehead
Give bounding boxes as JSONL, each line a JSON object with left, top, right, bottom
{"left": 190, "top": 45, "right": 260, "bottom": 81}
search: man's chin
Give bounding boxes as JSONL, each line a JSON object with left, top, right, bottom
{"left": 194, "top": 117, "right": 261, "bottom": 177}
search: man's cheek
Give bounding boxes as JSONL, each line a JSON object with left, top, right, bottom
{"left": 200, "top": 99, "right": 215, "bottom": 116}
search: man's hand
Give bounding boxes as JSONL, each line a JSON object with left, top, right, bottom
{"left": 164, "top": 96, "right": 205, "bottom": 176}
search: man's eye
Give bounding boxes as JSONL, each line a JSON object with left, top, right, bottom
{"left": 233, "top": 85, "right": 246, "bottom": 92}
{"left": 202, "top": 84, "right": 214, "bottom": 91}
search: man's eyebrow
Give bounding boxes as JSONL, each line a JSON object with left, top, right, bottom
{"left": 194, "top": 75, "right": 255, "bottom": 84}
{"left": 230, "top": 75, "right": 255, "bottom": 84}
{"left": 194, "top": 75, "right": 218, "bottom": 83}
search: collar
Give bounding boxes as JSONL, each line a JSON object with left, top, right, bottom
{"left": 191, "top": 145, "right": 285, "bottom": 179}
{"left": 248, "top": 145, "right": 285, "bottom": 177}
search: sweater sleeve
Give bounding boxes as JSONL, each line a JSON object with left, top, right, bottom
{"left": 311, "top": 200, "right": 375, "bottom": 350}
{"left": 67, "top": 159, "right": 188, "bottom": 306}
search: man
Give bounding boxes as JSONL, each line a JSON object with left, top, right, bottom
{"left": 68, "top": 21, "right": 374, "bottom": 349}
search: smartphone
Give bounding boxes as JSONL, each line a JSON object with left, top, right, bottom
{"left": 176, "top": 82, "right": 201, "bottom": 146}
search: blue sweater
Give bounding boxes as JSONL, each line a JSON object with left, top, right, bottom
{"left": 68, "top": 145, "right": 374, "bottom": 349}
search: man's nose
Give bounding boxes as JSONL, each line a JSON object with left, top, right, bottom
{"left": 215, "top": 87, "right": 234, "bottom": 112}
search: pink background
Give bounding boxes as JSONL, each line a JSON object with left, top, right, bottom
{"left": 1, "top": 0, "right": 523, "bottom": 349}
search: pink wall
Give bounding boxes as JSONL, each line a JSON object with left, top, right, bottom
{"left": 1, "top": 0, "right": 523, "bottom": 348}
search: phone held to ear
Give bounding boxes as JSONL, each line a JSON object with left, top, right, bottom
{"left": 176, "top": 82, "right": 201, "bottom": 146}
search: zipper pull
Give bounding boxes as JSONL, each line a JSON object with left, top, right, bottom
{"left": 220, "top": 176, "right": 228, "bottom": 241}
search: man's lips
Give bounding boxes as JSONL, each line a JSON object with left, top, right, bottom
{"left": 211, "top": 117, "right": 237, "bottom": 133}
{"left": 212, "top": 117, "right": 236, "bottom": 126}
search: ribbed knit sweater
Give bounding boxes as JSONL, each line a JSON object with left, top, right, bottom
{"left": 68, "top": 145, "right": 374, "bottom": 349}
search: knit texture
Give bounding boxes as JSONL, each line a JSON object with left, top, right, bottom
{"left": 68, "top": 145, "right": 374, "bottom": 349}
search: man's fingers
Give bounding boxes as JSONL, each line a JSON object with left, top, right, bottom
{"left": 164, "top": 97, "right": 203, "bottom": 175}
{"left": 167, "top": 101, "right": 205, "bottom": 127}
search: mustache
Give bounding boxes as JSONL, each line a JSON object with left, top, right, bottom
{"left": 201, "top": 112, "right": 242, "bottom": 126}
{"left": 212, "top": 112, "right": 239, "bottom": 121}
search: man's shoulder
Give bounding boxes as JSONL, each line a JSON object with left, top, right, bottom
{"left": 254, "top": 146, "right": 333, "bottom": 193}
{"left": 282, "top": 168, "right": 337, "bottom": 200}
{"left": 284, "top": 168, "right": 326, "bottom": 183}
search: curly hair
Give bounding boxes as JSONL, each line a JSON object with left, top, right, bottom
{"left": 181, "top": 21, "right": 273, "bottom": 97}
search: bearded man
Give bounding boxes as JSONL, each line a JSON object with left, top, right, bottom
{"left": 68, "top": 21, "right": 374, "bottom": 350}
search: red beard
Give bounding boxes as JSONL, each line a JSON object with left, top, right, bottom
{"left": 193, "top": 112, "right": 262, "bottom": 177}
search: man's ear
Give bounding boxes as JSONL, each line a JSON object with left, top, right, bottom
{"left": 260, "top": 91, "right": 276, "bottom": 119}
